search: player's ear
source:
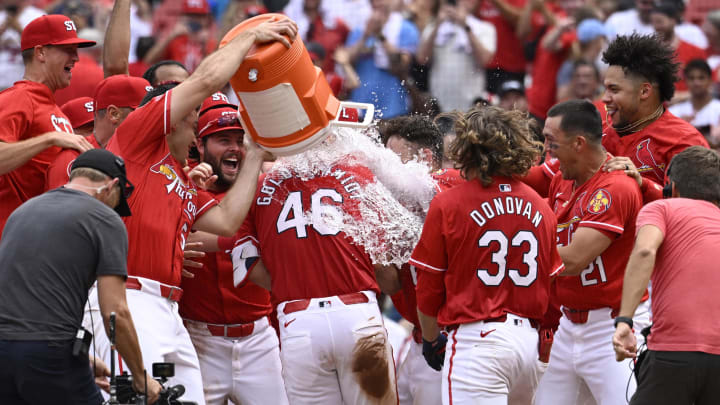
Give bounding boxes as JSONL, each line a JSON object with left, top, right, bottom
{"left": 638, "top": 82, "right": 652, "bottom": 101}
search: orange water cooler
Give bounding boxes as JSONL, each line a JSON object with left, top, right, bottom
{"left": 220, "top": 14, "right": 374, "bottom": 156}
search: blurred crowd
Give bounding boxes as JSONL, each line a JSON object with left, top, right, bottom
{"left": 2, "top": 0, "right": 719, "bottom": 146}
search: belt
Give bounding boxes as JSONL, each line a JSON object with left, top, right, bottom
{"left": 283, "top": 292, "right": 369, "bottom": 315}
{"left": 446, "top": 313, "right": 539, "bottom": 331}
{"left": 126, "top": 277, "right": 183, "bottom": 302}
{"left": 562, "top": 307, "right": 619, "bottom": 324}
{"left": 205, "top": 323, "right": 254, "bottom": 338}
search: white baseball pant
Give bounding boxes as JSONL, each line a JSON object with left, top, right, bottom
{"left": 397, "top": 338, "right": 442, "bottom": 405}
{"left": 534, "top": 301, "right": 651, "bottom": 405}
{"left": 184, "top": 317, "right": 289, "bottom": 405}
{"left": 443, "top": 313, "right": 543, "bottom": 405}
{"left": 82, "top": 278, "right": 206, "bottom": 405}
{"left": 276, "top": 290, "right": 398, "bottom": 405}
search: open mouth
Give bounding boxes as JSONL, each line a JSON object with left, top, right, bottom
{"left": 221, "top": 157, "right": 239, "bottom": 172}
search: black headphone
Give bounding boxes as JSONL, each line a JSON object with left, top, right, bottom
{"left": 663, "top": 160, "right": 673, "bottom": 199}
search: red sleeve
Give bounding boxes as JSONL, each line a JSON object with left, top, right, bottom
{"left": 521, "top": 160, "right": 557, "bottom": 197}
{"left": 110, "top": 91, "right": 172, "bottom": 164}
{"left": 416, "top": 269, "right": 446, "bottom": 317}
{"left": 578, "top": 180, "right": 640, "bottom": 236}
{"left": 0, "top": 92, "right": 31, "bottom": 143}
{"left": 409, "top": 199, "right": 447, "bottom": 273}
{"left": 194, "top": 189, "right": 219, "bottom": 220}
{"left": 45, "top": 150, "right": 77, "bottom": 191}
{"left": 635, "top": 200, "right": 668, "bottom": 236}
{"left": 641, "top": 177, "right": 664, "bottom": 204}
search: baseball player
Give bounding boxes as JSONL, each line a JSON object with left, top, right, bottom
{"left": 599, "top": 34, "right": 708, "bottom": 201}
{"left": 60, "top": 97, "right": 96, "bottom": 136}
{"left": 46, "top": 74, "right": 150, "bottom": 191}
{"left": 382, "top": 115, "right": 464, "bottom": 405}
{"left": 0, "top": 14, "right": 95, "bottom": 238}
{"left": 534, "top": 100, "right": 651, "bottom": 405}
{"left": 80, "top": 18, "right": 298, "bottom": 404}
{"left": 178, "top": 96, "right": 288, "bottom": 405}
{"left": 220, "top": 160, "right": 399, "bottom": 404}
{"left": 411, "top": 106, "right": 563, "bottom": 405}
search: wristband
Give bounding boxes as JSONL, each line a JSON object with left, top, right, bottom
{"left": 464, "top": 24, "right": 471, "bottom": 32}
{"left": 614, "top": 316, "right": 633, "bottom": 329}
{"left": 377, "top": 34, "right": 386, "bottom": 43}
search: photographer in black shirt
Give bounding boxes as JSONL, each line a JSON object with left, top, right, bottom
{"left": 0, "top": 149, "right": 161, "bottom": 404}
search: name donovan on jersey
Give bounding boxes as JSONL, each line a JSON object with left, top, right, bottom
{"left": 257, "top": 167, "right": 365, "bottom": 206}
{"left": 470, "top": 196, "right": 543, "bottom": 228}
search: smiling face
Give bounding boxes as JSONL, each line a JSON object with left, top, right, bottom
{"left": 651, "top": 11, "right": 675, "bottom": 43}
{"left": 602, "top": 65, "right": 644, "bottom": 130}
{"left": 543, "top": 116, "right": 579, "bottom": 181}
{"left": 571, "top": 64, "right": 600, "bottom": 100}
{"left": 200, "top": 129, "right": 245, "bottom": 191}
{"left": 41, "top": 44, "right": 79, "bottom": 91}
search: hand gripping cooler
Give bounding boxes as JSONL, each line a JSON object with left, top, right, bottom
{"left": 220, "top": 14, "right": 374, "bottom": 156}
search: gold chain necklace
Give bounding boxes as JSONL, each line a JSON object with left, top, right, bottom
{"left": 612, "top": 104, "right": 664, "bottom": 135}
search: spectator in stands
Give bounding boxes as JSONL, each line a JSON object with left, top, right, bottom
{"left": 144, "top": 0, "right": 215, "bottom": 72}
{"left": 285, "top": 0, "right": 350, "bottom": 74}
{"left": 605, "top": 0, "right": 655, "bottom": 37}
{"left": 669, "top": 0, "right": 708, "bottom": 49}
{"left": 650, "top": 1, "right": 706, "bottom": 101}
{"left": 497, "top": 79, "right": 528, "bottom": 112}
{"left": 613, "top": 146, "right": 720, "bottom": 405}
{"left": 564, "top": 59, "right": 603, "bottom": 102}
{"left": 307, "top": 41, "right": 359, "bottom": 98}
{"left": 346, "top": 0, "right": 419, "bottom": 119}
{"left": 477, "top": 0, "right": 527, "bottom": 94}
{"left": 60, "top": 96, "right": 95, "bottom": 136}
{"left": 703, "top": 10, "right": 720, "bottom": 79}
{"left": 0, "top": 0, "right": 44, "bottom": 90}
{"left": 556, "top": 18, "right": 607, "bottom": 102}
{"left": 285, "top": 0, "right": 372, "bottom": 32}
{"left": 128, "top": 36, "right": 153, "bottom": 77}
{"left": 0, "top": 14, "right": 95, "bottom": 239}
{"left": 669, "top": 59, "right": 720, "bottom": 142}
{"left": 417, "top": 0, "right": 496, "bottom": 112}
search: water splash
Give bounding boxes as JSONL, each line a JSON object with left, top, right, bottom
{"left": 266, "top": 126, "right": 437, "bottom": 266}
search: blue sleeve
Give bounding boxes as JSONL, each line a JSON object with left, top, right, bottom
{"left": 346, "top": 28, "right": 364, "bottom": 47}
{"left": 397, "top": 21, "right": 419, "bottom": 53}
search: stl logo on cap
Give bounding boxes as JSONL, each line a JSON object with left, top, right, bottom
{"left": 587, "top": 189, "right": 611, "bottom": 215}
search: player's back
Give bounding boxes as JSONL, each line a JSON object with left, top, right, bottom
{"left": 251, "top": 164, "right": 380, "bottom": 303}
{"left": 418, "top": 177, "right": 562, "bottom": 326}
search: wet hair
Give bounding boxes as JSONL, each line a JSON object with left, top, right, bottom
{"left": 139, "top": 82, "right": 179, "bottom": 107}
{"left": 142, "top": 60, "right": 188, "bottom": 87}
{"left": 602, "top": 33, "right": 680, "bottom": 102}
{"left": 433, "top": 113, "right": 456, "bottom": 136}
{"left": 683, "top": 58, "right": 712, "bottom": 78}
{"left": 668, "top": 146, "right": 720, "bottom": 203}
{"left": 450, "top": 106, "right": 543, "bottom": 186}
{"left": 546, "top": 99, "right": 603, "bottom": 144}
{"left": 381, "top": 115, "right": 443, "bottom": 165}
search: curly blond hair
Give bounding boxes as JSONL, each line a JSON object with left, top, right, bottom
{"left": 450, "top": 106, "right": 543, "bottom": 187}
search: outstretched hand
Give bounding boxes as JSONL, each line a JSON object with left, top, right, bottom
{"left": 612, "top": 323, "right": 637, "bottom": 361}
{"left": 603, "top": 156, "right": 642, "bottom": 187}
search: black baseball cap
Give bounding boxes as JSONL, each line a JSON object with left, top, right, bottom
{"left": 71, "top": 149, "right": 134, "bottom": 217}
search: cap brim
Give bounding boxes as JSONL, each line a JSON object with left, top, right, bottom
{"left": 53, "top": 38, "right": 97, "bottom": 48}
{"left": 199, "top": 125, "right": 244, "bottom": 139}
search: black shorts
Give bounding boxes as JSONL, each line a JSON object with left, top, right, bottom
{"left": 631, "top": 350, "right": 720, "bottom": 405}
{"left": 0, "top": 339, "right": 103, "bottom": 405}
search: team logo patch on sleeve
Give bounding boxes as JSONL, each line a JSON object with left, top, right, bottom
{"left": 587, "top": 189, "right": 611, "bottom": 214}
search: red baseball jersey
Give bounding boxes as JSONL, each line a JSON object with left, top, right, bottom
{"left": 230, "top": 164, "right": 381, "bottom": 304}
{"left": 602, "top": 109, "right": 708, "bottom": 184}
{"left": 547, "top": 154, "right": 642, "bottom": 310}
{"left": 391, "top": 168, "right": 465, "bottom": 328}
{"left": 107, "top": 91, "right": 217, "bottom": 287}
{"left": 45, "top": 135, "right": 102, "bottom": 191}
{"left": 411, "top": 177, "right": 563, "bottom": 326}
{"left": 0, "top": 81, "right": 74, "bottom": 239}
{"left": 179, "top": 190, "right": 272, "bottom": 324}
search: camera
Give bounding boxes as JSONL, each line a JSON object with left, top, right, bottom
{"left": 115, "top": 362, "right": 197, "bottom": 405}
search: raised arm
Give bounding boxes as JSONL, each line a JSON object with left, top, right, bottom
{"left": 0, "top": 132, "right": 93, "bottom": 175}
{"left": 168, "top": 17, "right": 298, "bottom": 129}
{"left": 103, "top": 0, "right": 131, "bottom": 76}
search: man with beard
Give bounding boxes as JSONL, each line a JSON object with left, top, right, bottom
{"left": 178, "top": 98, "right": 288, "bottom": 405}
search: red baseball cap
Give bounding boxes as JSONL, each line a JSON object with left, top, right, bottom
{"left": 93, "top": 75, "right": 152, "bottom": 111}
{"left": 21, "top": 15, "right": 96, "bottom": 51}
{"left": 60, "top": 96, "right": 94, "bottom": 129}
{"left": 199, "top": 92, "right": 235, "bottom": 115}
{"left": 198, "top": 107, "right": 243, "bottom": 139}
{"left": 182, "top": 0, "right": 210, "bottom": 15}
